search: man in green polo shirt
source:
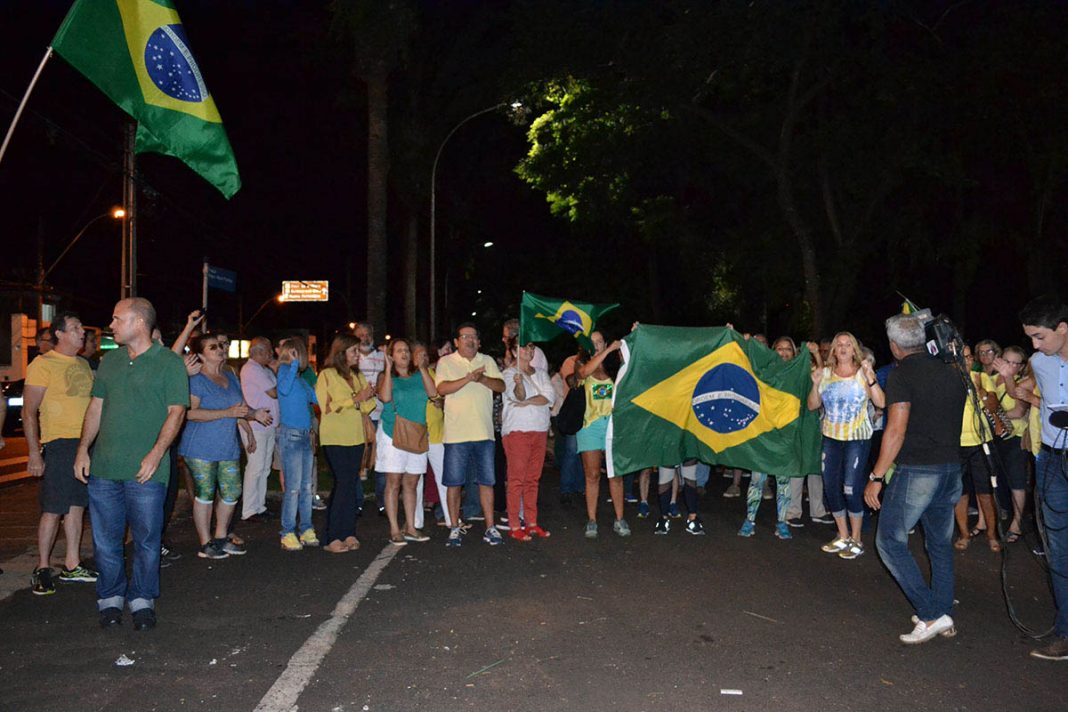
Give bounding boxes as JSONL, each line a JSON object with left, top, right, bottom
{"left": 75, "top": 298, "right": 188, "bottom": 631}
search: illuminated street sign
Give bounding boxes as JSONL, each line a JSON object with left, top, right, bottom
{"left": 281, "top": 280, "right": 329, "bottom": 302}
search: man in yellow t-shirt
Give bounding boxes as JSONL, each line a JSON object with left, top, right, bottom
{"left": 954, "top": 345, "right": 1000, "bottom": 552}
{"left": 434, "top": 323, "right": 505, "bottom": 547}
{"left": 24, "top": 312, "right": 96, "bottom": 595}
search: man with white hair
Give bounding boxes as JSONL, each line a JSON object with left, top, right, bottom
{"left": 864, "top": 313, "right": 965, "bottom": 645}
{"left": 240, "top": 336, "right": 278, "bottom": 521}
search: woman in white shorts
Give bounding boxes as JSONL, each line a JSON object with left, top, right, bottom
{"left": 377, "top": 338, "right": 438, "bottom": 545}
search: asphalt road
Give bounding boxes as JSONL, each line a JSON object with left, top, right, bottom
{"left": 0, "top": 470, "right": 1062, "bottom": 711}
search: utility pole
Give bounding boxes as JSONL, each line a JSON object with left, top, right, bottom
{"left": 121, "top": 122, "right": 137, "bottom": 299}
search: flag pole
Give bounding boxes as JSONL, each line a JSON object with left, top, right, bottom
{"left": 0, "top": 47, "right": 54, "bottom": 168}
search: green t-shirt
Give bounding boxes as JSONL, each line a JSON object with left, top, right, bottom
{"left": 90, "top": 342, "right": 190, "bottom": 485}
{"left": 380, "top": 373, "right": 428, "bottom": 438}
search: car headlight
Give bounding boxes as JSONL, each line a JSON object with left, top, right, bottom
{"left": 6, "top": 397, "right": 22, "bottom": 407}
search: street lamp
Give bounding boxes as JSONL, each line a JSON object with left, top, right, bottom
{"left": 241, "top": 293, "right": 284, "bottom": 338}
{"left": 37, "top": 207, "right": 125, "bottom": 322}
{"left": 429, "top": 101, "right": 521, "bottom": 343}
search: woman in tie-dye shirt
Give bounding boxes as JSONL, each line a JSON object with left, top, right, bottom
{"left": 807, "top": 332, "right": 884, "bottom": 560}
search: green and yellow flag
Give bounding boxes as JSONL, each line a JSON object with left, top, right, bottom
{"left": 519, "top": 291, "right": 618, "bottom": 350}
{"left": 609, "top": 325, "right": 820, "bottom": 476}
{"left": 53, "top": 0, "right": 241, "bottom": 198}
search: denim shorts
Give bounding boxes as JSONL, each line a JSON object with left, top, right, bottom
{"left": 442, "top": 440, "right": 495, "bottom": 487}
{"left": 576, "top": 416, "right": 609, "bottom": 453}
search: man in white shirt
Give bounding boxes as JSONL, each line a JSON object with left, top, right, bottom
{"left": 240, "top": 337, "right": 278, "bottom": 521}
{"left": 355, "top": 322, "right": 387, "bottom": 510}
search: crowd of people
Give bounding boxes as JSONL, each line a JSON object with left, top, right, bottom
{"left": 10, "top": 294, "right": 1068, "bottom": 661}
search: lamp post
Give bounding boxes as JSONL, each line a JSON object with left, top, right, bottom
{"left": 429, "top": 101, "right": 521, "bottom": 343}
{"left": 37, "top": 207, "right": 125, "bottom": 323}
{"left": 240, "top": 293, "right": 284, "bottom": 338}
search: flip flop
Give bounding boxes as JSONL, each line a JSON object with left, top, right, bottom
{"left": 969, "top": 527, "right": 986, "bottom": 539}
{"left": 954, "top": 536, "right": 971, "bottom": 551}
{"left": 988, "top": 538, "right": 1003, "bottom": 553}
{"left": 1005, "top": 531, "right": 1022, "bottom": 544}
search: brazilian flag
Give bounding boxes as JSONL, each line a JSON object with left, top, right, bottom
{"left": 53, "top": 0, "right": 241, "bottom": 198}
{"left": 609, "top": 325, "right": 820, "bottom": 476}
{"left": 519, "top": 291, "right": 619, "bottom": 351}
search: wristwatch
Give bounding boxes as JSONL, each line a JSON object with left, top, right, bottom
{"left": 868, "top": 473, "right": 885, "bottom": 483}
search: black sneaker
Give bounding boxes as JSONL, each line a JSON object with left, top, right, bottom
{"left": 811, "top": 515, "right": 835, "bottom": 525}
{"left": 685, "top": 518, "right": 706, "bottom": 536}
{"left": 654, "top": 518, "right": 671, "bottom": 535}
{"left": 160, "top": 542, "right": 182, "bottom": 560}
{"left": 132, "top": 608, "right": 157, "bottom": 631}
{"left": 786, "top": 518, "right": 805, "bottom": 528}
{"left": 31, "top": 567, "right": 56, "bottom": 596}
{"left": 198, "top": 541, "right": 229, "bottom": 559}
{"left": 99, "top": 607, "right": 123, "bottom": 628}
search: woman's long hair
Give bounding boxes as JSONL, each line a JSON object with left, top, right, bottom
{"left": 279, "top": 336, "right": 310, "bottom": 372}
{"left": 388, "top": 338, "right": 411, "bottom": 378}
{"left": 827, "top": 331, "right": 864, "bottom": 371}
{"left": 323, "top": 334, "right": 359, "bottom": 380}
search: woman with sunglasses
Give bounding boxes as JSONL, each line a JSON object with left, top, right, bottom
{"left": 178, "top": 333, "right": 270, "bottom": 559}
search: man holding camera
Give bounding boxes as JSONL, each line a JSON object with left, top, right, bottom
{"left": 864, "top": 313, "right": 965, "bottom": 644}
{"left": 1000, "top": 296, "right": 1068, "bottom": 661}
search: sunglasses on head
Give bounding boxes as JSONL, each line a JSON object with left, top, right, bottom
{"left": 205, "top": 343, "right": 223, "bottom": 351}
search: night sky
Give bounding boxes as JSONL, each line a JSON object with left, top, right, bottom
{"left": 1, "top": 0, "right": 560, "bottom": 349}
{"left": 1, "top": 1, "right": 1064, "bottom": 363}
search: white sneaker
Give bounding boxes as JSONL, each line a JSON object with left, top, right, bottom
{"left": 899, "top": 615, "right": 955, "bottom": 644}
{"left": 821, "top": 536, "right": 850, "bottom": 553}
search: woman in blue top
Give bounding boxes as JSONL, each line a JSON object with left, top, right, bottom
{"left": 276, "top": 337, "right": 319, "bottom": 551}
{"left": 179, "top": 334, "right": 270, "bottom": 560}
{"left": 376, "top": 338, "right": 437, "bottom": 545}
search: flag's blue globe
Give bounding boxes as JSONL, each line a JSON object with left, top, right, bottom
{"left": 145, "top": 24, "right": 208, "bottom": 103}
{"left": 554, "top": 309, "right": 585, "bottom": 335}
{"left": 690, "top": 364, "right": 761, "bottom": 434}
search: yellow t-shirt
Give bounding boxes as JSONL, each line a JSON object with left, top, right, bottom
{"left": 426, "top": 367, "right": 444, "bottom": 444}
{"left": 995, "top": 378, "right": 1028, "bottom": 439}
{"left": 961, "top": 371, "right": 996, "bottom": 447}
{"left": 24, "top": 351, "right": 93, "bottom": 442}
{"left": 434, "top": 352, "right": 502, "bottom": 444}
{"left": 582, "top": 376, "right": 614, "bottom": 429}
{"left": 315, "top": 367, "right": 370, "bottom": 447}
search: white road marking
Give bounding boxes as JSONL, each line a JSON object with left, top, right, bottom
{"left": 254, "top": 544, "right": 401, "bottom": 712}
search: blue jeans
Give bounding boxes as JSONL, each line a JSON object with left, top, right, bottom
{"left": 443, "top": 440, "right": 494, "bottom": 520}
{"left": 821, "top": 437, "right": 871, "bottom": 517}
{"left": 88, "top": 477, "right": 165, "bottom": 613}
{"left": 278, "top": 425, "right": 314, "bottom": 536}
{"left": 875, "top": 462, "right": 961, "bottom": 621}
{"left": 1036, "top": 449, "right": 1068, "bottom": 637}
{"left": 694, "top": 462, "right": 711, "bottom": 488}
{"left": 554, "top": 430, "right": 584, "bottom": 495}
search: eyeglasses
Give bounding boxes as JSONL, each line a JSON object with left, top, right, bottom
{"left": 978, "top": 348, "right": 996, "bottom": 355}
{"left": 457, "top": 334, "right": 478, "bottom": 341}
{"left": 205, "top": 344, "right": 223, "bottom": 351}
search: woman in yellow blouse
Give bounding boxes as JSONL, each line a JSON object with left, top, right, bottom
{"left": 316, "top": 334, "right": 375, "bottom": 553}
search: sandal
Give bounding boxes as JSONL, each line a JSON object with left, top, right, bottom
{"left": 987, "top": 538, "right": 1002, "bottom": 553}
{"left": 344, "top": 536, "right": 360, "bottom": 550}
{"left": 954, "top": 536, "right": 971, "bottom": 551}
{"left": 1005, "top": 531, "right": 1022, "bottom": 544}
{"left": 969, "top": 527, "right": 986, "bottom": 539}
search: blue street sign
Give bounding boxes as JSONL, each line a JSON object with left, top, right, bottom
{"left": 207, "top": 265, "right": 237, "bottom": 293}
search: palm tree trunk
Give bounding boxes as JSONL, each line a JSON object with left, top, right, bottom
{"left": 366, "top": 68, "right": 389, "bottom": 332}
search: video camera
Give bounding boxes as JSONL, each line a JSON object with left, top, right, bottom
{"left": 907, "top": 308, "right": 967, "bottom": 364}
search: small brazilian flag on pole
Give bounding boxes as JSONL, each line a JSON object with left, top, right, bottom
{"left": 519, "top": 291, "right": 618, "bottom": 351}
{"left": 52, "top": 0, "right": 241, "bottom": 198}
{"left": 608, "top": 325, "right": 820, "bottom": 477}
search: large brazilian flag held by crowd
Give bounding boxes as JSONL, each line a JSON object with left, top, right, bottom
{"left": 609, "top": 325, "right": 820, "bottom": 477}
{"left": 52, "top": 0, "right": 241, "bottom": 198}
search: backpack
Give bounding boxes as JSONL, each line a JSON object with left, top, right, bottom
{"left": 555, "top": 386, "right": 587, "bottom": 436}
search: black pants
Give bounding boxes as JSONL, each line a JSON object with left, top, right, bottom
{"left": 323, "top": 444, "right": 364, "bottom": 543}
{"left": 161, "top": 447, "right": 180, "bottom": 540}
